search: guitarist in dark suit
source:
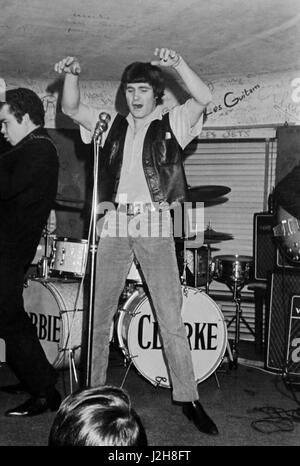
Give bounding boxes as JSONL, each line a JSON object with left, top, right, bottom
{"left": 0, "top": 88, "right": 61, "bottom": 416}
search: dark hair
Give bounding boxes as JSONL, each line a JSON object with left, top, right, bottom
{"left": 121, "top": 62, "right": 165, "bottom": 105}
{"left": 1, "top": 88, "right": 45, "bottom": 126}
{"left": 48, "top": 385, "right": 148, "bottom": 446}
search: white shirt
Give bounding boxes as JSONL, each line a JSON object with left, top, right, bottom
{"left": 80, "top": 99, "right": 203, "bottom": 204}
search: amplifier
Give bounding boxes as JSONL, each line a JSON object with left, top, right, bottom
{"left": 266, "top": 269, "right": 300, "bottom": 374}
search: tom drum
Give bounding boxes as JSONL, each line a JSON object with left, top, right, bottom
{"left": 50, "top": 237, "right": 88, "bottom": 278}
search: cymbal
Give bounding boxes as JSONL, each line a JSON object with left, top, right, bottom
{"left": 203, "top": 228, "right": 234, "bottom": 244}
{"left": 187, "top": 185, "right": 231, "bottom": 202}
{"left": 175, "top": 229, "right": 233, "bottom": 244}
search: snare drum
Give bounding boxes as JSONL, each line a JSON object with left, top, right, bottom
{"left": 23, "top": 278, "right": 84, "bottom": 369}
{"left": 116, "top": 286, "right": 227, "bottom": 388}
{"left": 213, "top": 254, "right": 253, "bottom": 285}
{"left": 50, "top": 237, "right": 88, "bottom": 278}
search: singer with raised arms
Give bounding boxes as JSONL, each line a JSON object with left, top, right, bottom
{"left": 54, "top": 48, "right": 217, "bottom": 436}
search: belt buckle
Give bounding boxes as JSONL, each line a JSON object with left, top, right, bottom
{"left": 133, "top": 204, "right": 143, "bottom": 215}
{"left": 126, "top": 204, "right": 136, "bottom": 216}
{"left": 128, "top": 203, "right": 147, "bottom": 216}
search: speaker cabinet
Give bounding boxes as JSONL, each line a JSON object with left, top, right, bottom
{"left": 253, "top": 213, "right": 277, "bottom": 281}
{"left": 266, "top": 270, "right": 300, "bottom": 375}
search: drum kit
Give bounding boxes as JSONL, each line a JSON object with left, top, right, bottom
{"left": 176, "top": 185, "right": 254, "bottom": 368}
{"left": 24, "top": 185, "right": 253, "bottom": 390}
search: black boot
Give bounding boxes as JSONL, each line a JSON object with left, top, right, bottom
{"left": 182, "top": 400, "right": 219, "bottom": 435}
{"left": 0, "top": 382, "right": 28, "bottom": 395}
{"left": 5, "top": 388, "right": 61, "bottom": 417}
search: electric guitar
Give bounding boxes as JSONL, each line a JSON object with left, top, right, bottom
{"left": 273, "top": 205, "right": 300, "bottom": 264}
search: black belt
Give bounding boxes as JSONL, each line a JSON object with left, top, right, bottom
{"left": 114, "top": 202, "right": 173, "bottom": 216}
{"left": 116, "top": 203, "right": 153, "bottom": 216}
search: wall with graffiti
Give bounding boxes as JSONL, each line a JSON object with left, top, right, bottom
{"left": 2, "top": 69, "right": 300, "bottom": 133}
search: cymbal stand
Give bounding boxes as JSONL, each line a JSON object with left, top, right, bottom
{"left": 179, "top": 206, "right": 190, "bottom": 290}
{"left": 226, "top": 280, "right": 255, "bottom": 368}
{"left": 205, "top": 243, "right": 212, "bottom": 294}
{"left": 38, "top": 229, "right": 50, "bottom": 279}
{"left": 180, "top": 239, "right": 188, "bottom": 289}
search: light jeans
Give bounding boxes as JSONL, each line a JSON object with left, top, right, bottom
{"left": 90, "top": 210, "right": 199, "bottom": 402}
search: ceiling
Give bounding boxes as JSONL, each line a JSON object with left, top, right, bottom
{"left": 1, "top": 0, "right": 300, "bottom": 83}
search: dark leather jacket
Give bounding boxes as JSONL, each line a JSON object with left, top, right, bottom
{"left": 98, "top": 112, "right": 188, "bottom": 205}
{"left": 0, "top": 127, "right": 59, "bottom": 262}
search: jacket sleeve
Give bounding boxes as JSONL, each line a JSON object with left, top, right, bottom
{"left": 0, "top": 139, "right": 58, "bottom": 201}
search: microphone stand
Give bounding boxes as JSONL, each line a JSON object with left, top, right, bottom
{"left": 85, "top": 133, "right": 102, "bottom": 387}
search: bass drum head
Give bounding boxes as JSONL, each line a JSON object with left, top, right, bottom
{"left": 117, "top": 286, "right": 227, "bottom": 388}
{"left": 23, "top": 278, "right": 84, "bottom": 369}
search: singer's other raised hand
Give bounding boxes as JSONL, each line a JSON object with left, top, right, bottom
{"left": 150, "top": 48, "right": 181, "bottom": 69}
{"left": 54, "top": 56, "right": 81, "bottom": 75}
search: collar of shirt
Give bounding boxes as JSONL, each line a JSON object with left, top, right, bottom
{"left": 125, "top": 104, "right": 163, "bottom": 131}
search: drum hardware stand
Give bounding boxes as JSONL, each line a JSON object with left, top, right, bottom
{"left": 119, "top": 349, "right": 139, "bottom": 389}
{"left": 67, "top": 348, "right": 79, "bottom": 393}
{"left": 114, "top": 307, "right": 142, "bottom": 388}
{"left": 53, "top": 345, "right": 80, "bottom": 394}
{"left": 226, "top": 281, "right": 255, "bottom": 368}
{"left": 205, "top": 243, "right": 213, "bottom": 294}
{"left": 37, "top": 229, "right": 52, "bottom": 279}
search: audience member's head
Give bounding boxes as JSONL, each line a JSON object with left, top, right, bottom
{"left": 48, "top": 385, "right": 148, "bottom": 446}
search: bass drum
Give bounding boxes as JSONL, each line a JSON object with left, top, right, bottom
{"left": 116, "top": 286, "right": 227, "bottom": 388}
{"left": 23, "top": 278, "right": 84, "bottom": 369}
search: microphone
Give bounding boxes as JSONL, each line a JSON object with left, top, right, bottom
{"left": 93, "top": 112, "right": 111, "bottom": 140}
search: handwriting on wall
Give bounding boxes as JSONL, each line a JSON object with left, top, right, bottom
{"left": 205, "top": 70, "right": 300, "bottom": 127}
{"left": 3, "top": 69, "right": 300, "bottom": 131}
{"left": 207, "top": 83, "right": 261, "bottom": 117}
